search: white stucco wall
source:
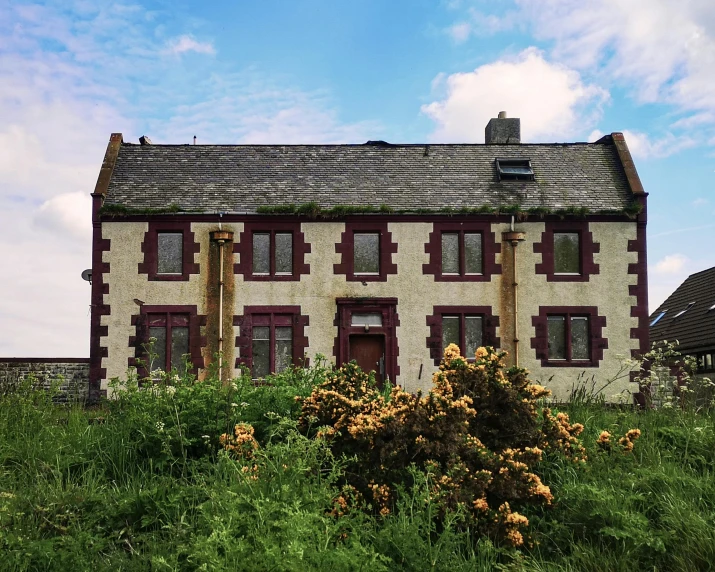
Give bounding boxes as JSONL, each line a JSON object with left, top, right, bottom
{"left": 100, "top": 219, "right": 640, "bottom": 401}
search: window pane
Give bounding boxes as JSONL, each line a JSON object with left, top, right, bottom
{"left": 465, "top": 316, "right": 483, "bottom": 357}
{"left": 464, "top": 233, "right": 483, "bottom": 274}
{"left": 253, "top": 233, "right": 270, "bottom": 274}
{"left": 354, "top": 233, "right": 379, "bottom": 274}
{"left": 157, "top": 233, "right": 183, "bottom": 274}
{"left": 275, "top": 233, "right": 292, "bottom": 274}
{"left": 571, "top": 317, "right": 589, "bottom": 360}
{"left": 149, "top": 326, "right": 167, "bottom": 371}
{"left": 441, "top": 233, "right": 459, "bottom": 274}
{"left": 442, "top": 316, "right": 460, "bottom": 354}
{"left": 171, "top": 326, "right": 189, "bottom": 372}
{"left": 547, "top": 316, "right": 566, "bottom": 360}
{"left": 351, "top": 313, "right": 383, "bottom": 327}
{"left": 275, "top": 326, "right": 293, "bottom": 373}
{"left": 252, "top": 326, "right": 270, "bottom": 378}
{"left": 554, "top": 233, "right": 579, "bottom": 273}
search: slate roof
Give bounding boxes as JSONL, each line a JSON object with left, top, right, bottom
{"left": 649, "top": 267, "right": 715, "bottom": 352}
{"left": 103, "top": 139, "right": 635, "bottom": 213}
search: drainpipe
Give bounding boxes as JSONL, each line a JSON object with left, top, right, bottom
{"left": 210, "top": 223, "right": 233, "bottom": 382}
{"left": 503, "top": 217, "right": 526, "bottom": 367}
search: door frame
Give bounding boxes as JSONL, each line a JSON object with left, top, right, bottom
{"left": 335, "top": 298, "right": 400, "bottom": 383}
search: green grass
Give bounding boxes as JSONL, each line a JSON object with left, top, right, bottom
{"left": 1, "top": 371, "right": 713, "bottom": 571}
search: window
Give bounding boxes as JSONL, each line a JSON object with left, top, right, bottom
{"left": 234, "top": 306, "right": 309, "bottom": 378}
{"left": 673, "top": 302, "right": 695, "bottom": 319}
{"left": 697, "top": 352, "right": 715, "bottom": 372}
{"left": 157, "top": 232, "right": 183, "bottom": 274}
{"left": 426, "top": 306, "right": 499, "bottom": 365}
{"left": 547, "top": 315, "right": 590, "bottom": 361}
{"left": 531, "top": 306, "right": 607, "bottom": 367}
{"left": 495, "top": 158, "right": 534, "bottom": 181}
{"left": 129, "top": 305, "right": 204, "bottom": 378}
{"left": 424, "top": 222, "right": 499, "bottom": 282}
{"left": 533, "top": 222, "right": 599, "bottom": 282}
{"left": 147, "top": 312, "right": 190, "bottom": 373}
{"left": 553, "top": 233, "right": 579, "bottom": 274}
{"left": 650, "top": 310, "right": 667, "bottom": 326}
{"left": 252, "top": 231, "right": 293, "bottom": 276}
{"left": 442, "top": 315, "right": 483, "bottom": 359}
{"left": 441, "top": 232, "right": 482, "bottom": 275}
{"left": 234, "top": 223, "right": 310, "bottom": 281}
{"left": 353, "top": 232, "right": 380, "bottom": 274}
{"left": 139, "top": 222, "right": 200, "bottom": 281}
{"left": 251, "top": 314, "right": 293, "bottom": 379}
{"left": 334, "top": 222, "right": 398, "bottom": 282}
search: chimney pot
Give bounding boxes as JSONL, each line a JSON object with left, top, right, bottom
{"left": 498, "top": 111, "right": 507, "bottom": 119}
{"left": 139, "top": 135, "right": 152, "bottom": 146}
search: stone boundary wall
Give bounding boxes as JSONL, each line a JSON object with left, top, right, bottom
{"left": 0, "top": 358, "right": 90, "bottom": 403}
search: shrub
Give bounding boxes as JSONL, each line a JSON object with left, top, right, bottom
{"left": 297, "top": 344, "right": 585, "bottom": 547}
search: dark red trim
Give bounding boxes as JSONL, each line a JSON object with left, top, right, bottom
{"left": 89, "top": 193, "right": 110, "bottom": 403}
{"left": 129, "top": 305, "right": 206, "bottom": 377}
{"left": 234, "top": 222, "right": 310, "bottom": 281}
{"left": 138, "top": 221, "right": 200, "bottom": 281}
{"left": 0, "top": 358, "right": 90, "bottom": 363}
{"left": 426, "top": 306, "right": 500, "bottom": 365}
{"left": 628, "top": 195, "right": 649, "bottom": 359}
{"left": 533, "top": 221, "right": 599, "bottom": 282}
{"left": 333, "top": 298, "right": 400, "bottom": 380}
{"left": 334, "top": 222, "right": 398, "bottom": 282}
{"left": 531, "top": 306, "right": 607, "bottom": 367}
{"left": 423, "top": 222, "right": 501, "bottom": 281}
{"left": 234, "top": 306, "right": 309, "bottom": 372}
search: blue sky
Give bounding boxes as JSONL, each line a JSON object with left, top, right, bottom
{"left": 1, "top": 0, "right": 714, "bottom": 356}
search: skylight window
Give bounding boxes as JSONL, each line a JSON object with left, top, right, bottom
{"left": 650, "top": 311, "right": 667, "bottom": 326}
{"left": 673, "top": 302, "right": 695, "bottom": 319}
{"left": 709, "top": 303, "right": 715, "bottom": 311}
{"left": 495, "top": 158, "right": 534, "bottom": 181}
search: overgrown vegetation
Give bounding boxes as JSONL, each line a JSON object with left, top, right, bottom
{"left": 1, "top": 347, "right": 713, "bottom": 570}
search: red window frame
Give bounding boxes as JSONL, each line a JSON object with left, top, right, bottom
{"left": 146, "top": 312, "right": 190, "bottom": 372}
{"left": 531, "top": 306, "right": 607, "bottom": 367}
{"left": 533, "top": 221, "right": 599, "bottom": 283}
{"left": 234, "top": 306, "right": 309, "bottom": 376}
{"left": 423, "top": 221, "right": 500, "bottom": 282}
{"left": 234, "top": 222, "right": 310, "bottom": 282}
{"left": 138, "top": 221, "right": 200, "bottom": 281}
{"left": 250, "top": 230, "right": 294, "bottom": 277}
{"left": 334, "top": 221, "right": 398, "bottom": 282}
{"left": 426, "top": 306, "right": 499, "bottom": 365}
{"left": 546, "top": 313, "right": 591, "bottom": 362}
{"left": 250, "top": 313, "right": 294, "bottom": 379}
{"left": 439, "top": 231, "right": 483, "bottom": 276}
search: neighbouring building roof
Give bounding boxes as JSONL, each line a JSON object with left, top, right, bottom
{"left": 102, "top": 137, "right": 637, "bottom": 214}
{"left": 649, "top": 267, "right": 715, "bottom": 352}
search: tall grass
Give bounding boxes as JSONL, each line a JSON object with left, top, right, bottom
{"left": 1, "top": 367, "right": 714, "bottom": 570}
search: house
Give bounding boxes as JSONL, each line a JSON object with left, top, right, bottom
{"left": 649, "top": 267, "right": 715, "bottom": 375}
{"left": 88, "top": 113, "right": 649, "bottom": 403}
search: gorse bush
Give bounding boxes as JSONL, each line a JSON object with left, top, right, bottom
{"left": 297, "top": 344, "right": 585, "bottom": 547}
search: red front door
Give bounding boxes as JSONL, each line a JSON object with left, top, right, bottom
{"left": 349, "top": 334, "right": 385, "bottom": 387}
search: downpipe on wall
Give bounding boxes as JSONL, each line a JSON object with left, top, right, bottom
{"left": 503, "top": 216, "right": 526, "bottom": 367}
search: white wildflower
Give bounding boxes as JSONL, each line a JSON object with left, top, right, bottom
{"left": 155, "top": 421, "right": 165, "bottom": 433}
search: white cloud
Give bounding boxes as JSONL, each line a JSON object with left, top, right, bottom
{"left": 165, "top": 35, "right": 215, "bottom": 56}
{"left": 34, "top": 192, "right": 92, "bottom": 243}
{"left": 421, "top": 48, "right": 608, "bottom": 142}
{"left": 448, "top": 22, "right": 471, "bottom": 43}
{"left": 620, "top": 130, "right": 696, "bottom": 159}
{"left": 654, "top": 254, "right": 689, "bottom": 275}
{"left": 692, "top": 198, "right": 709, "bottom": 206}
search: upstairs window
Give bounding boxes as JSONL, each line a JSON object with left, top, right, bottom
{"left": 157, "top": 232, "right": 183, "bottom": 275}
{"left": 252, "top": 231, "right": 293, "bottom": 276}
{"left": 353, "top": 232, "right": 380, "bottom": 274}
{"left": 441, "top": 232, "right": 483, "bottom": 275}
{"left": 495, "top": 158, "right": 534, "bottom": 181}
{"left": 553, "top": 232, "right": 580, "bottom": 274}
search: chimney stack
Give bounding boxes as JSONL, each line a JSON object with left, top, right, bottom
{"left": 485, "top": 112, "right": 520, "bottom": 144}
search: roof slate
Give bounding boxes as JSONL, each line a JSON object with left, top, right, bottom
{"left": 103, "top": 140, "right": 634, "bottom": 213}
{"left": 649, "top": 267, "right": 715, "bottom": 352}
